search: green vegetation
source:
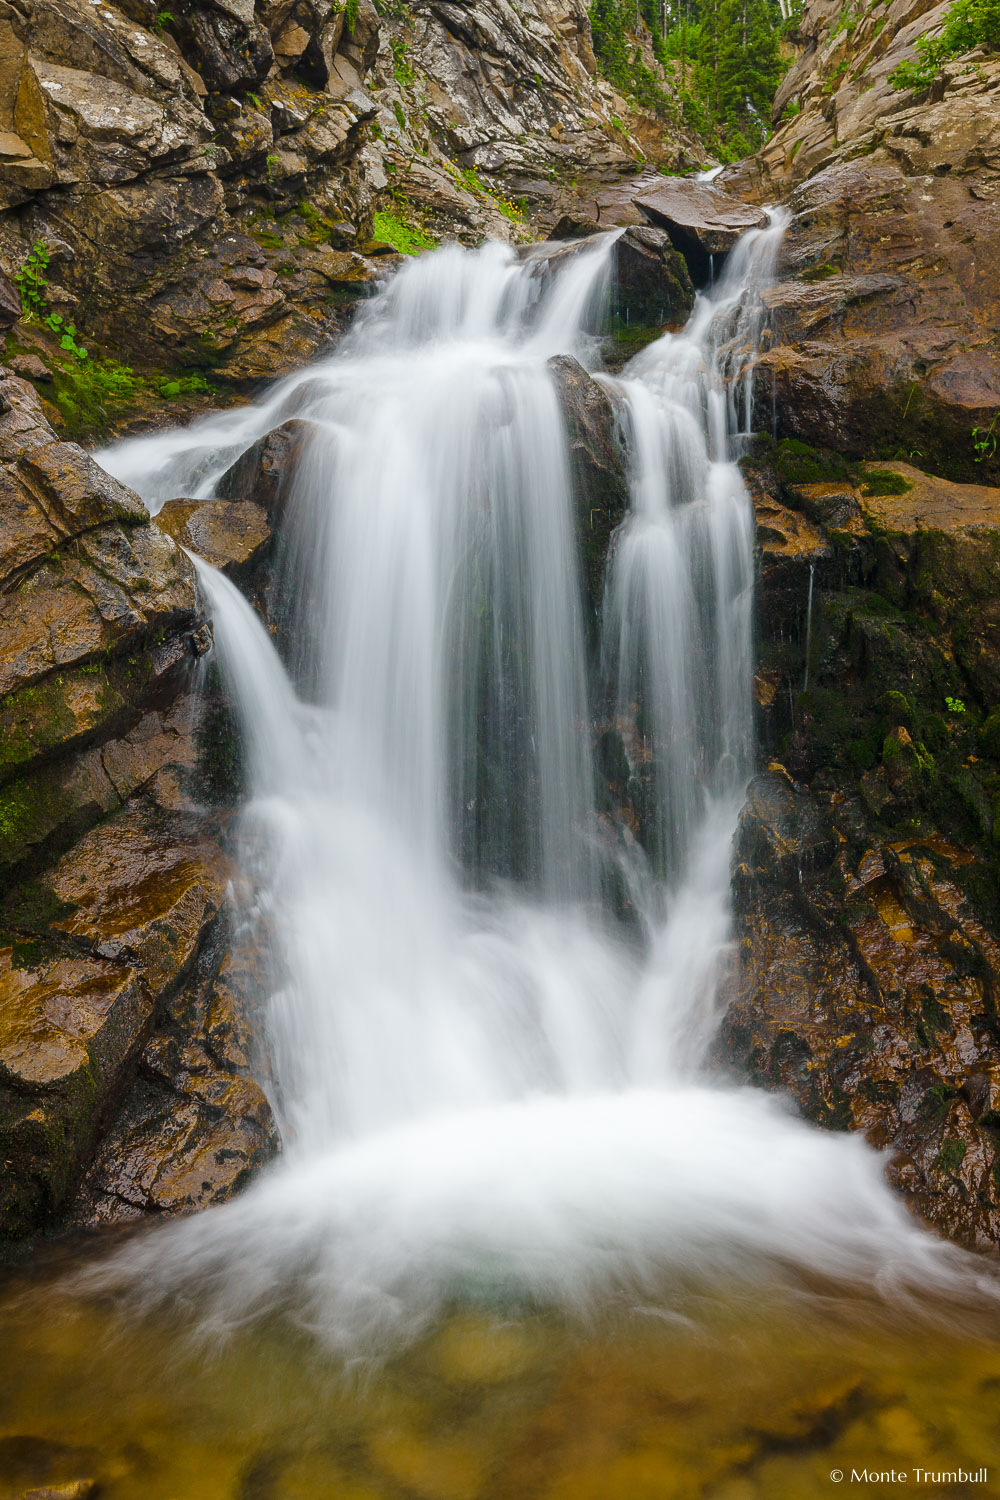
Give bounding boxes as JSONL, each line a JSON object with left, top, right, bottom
{"left": 391, "top": 37, "right": 417, "bottom": 87}
{"left": 456, "top": 166, "right": 525, "bottom": 224}
{"left": 890, "top": 0, "right": 999, "bottom": 91}
{"left": 936, "top": 1138, "right": 967, "bottom": 1173}
{"left": 342, "top": 0, "right": 360, "bottom": 33}
{"left": 41, "top": 357, "right": 217, "bottom": 441}
{"left": 589, "top": 0, "right": 786, "bottom": 158}
{"left": 973, "top": 414, "right": 998, "bottom": 464}
{"left": 15, "top": 242, "right": 50, "bottom": 318}
{"left": 371, "top": 209, "right": 436, "bottom": 255}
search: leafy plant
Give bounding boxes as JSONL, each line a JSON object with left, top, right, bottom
{"left": 265, "top": 153, "right": 280, "bottom": 179}
{"left": 972, "top": 413, "right": 998, "bottom": 463}
{"left": 153, "top": 9, "right": 174, "bottom": 31}
{"left": 15, "top": 242, "right": 50, "bottom": 318}
{"left": 42, "top": 313, "right": 88, "bottom": 361}
{"left": 945, "top": 696, "right": 967, "bottom": 715}
{"left": 342, "top": 0, "right": 360, "bottom": 32}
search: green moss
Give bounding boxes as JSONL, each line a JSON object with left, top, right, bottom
{"left": 917, "top": 1083, "right": 957, "bottom": 1127}
{"left": 0, "top": 776, "right": 71, "bottom": 861}
{"left": 370, "top": 209, "right": 436, "bottom": 256}
{"left": 801, "top": 262, "right": 839, "bottom": 282}
{"left": 935, "top": 1138, "right": 967, "bottom": 1174}
{"left": 861, "top": 470, "right": 912, "bottom": 497}
{"left": 770, "top": 436, "right": 857, "bottom": 487}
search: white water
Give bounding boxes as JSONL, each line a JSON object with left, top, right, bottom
{"left": 94, "top": 223, "right": 994, "bottom": 1349}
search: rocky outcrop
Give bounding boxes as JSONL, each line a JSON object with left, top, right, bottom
{"left": 157, "top": 497, "right": 271, "bottom": 580}
{"left": 633, "top": 178, "right": 768, "bottom": 282}
{"left": 719, "top": 0, "right": 1000, "bottom": 485}
{"left": 728, "top": 443, "right": 1000, "bottom": 1246}
{"left": 0, "top": 0, "right": 708, "bottom": 441}
{"left": 0, "top": 370, "right": 277, "bottom": 1239}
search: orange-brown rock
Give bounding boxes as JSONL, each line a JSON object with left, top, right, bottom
{"left": 156, "top": 498, "right": 271, "bottom": 578}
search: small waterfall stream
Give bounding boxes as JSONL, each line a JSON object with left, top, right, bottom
{"left": 95, "top": 220, "right": 990, "bottom": 1351}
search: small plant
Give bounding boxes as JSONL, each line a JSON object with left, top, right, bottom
{"left": 972, "top": 413, "right": 998, "bottom": 463}
{"left": 247, "top": 92, "right": 264, "bottom": 110}
{"left": 265, "top": 153, "right": 280, "bottom": 179}
{"left": 42, "top": 313, "right": 88, "bottom": 361}
{"left": 945, "top": 695, "right": 967, "bottom": 715}
{"left": 156, "top": 373, "right": 216, "bottom": 398}
{"left": 15, "top": 241, "right": 50, "bottom": 318}
{"left": 153, "top": 9, "right": 173, "bottom": 31}
{"left": 393, "top": 101, "right": 406, "bottom": 130}
{"left": 391, "top": 37, "right": 416, "bottom": 88}
{"left": 342, "top": 0, "right": 360, "bottom": 33}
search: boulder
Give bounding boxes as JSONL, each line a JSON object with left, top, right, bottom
{"left": 156, "top": 497, "right": 271, "bottom": 578}
{"left": 0, "top": 948, "right": 153, "bottom": 1235}
{"left": 215, "top": 418, "right": 314, "bottom": 515}
{"left": 610, "top": 224, "right": 694, "bottom": 340}
{"left": 633, "top": 179, "right": 767, "bottom": 282}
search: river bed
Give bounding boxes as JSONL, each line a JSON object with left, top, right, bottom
{"left": 1, "top": 1256, "right": 997, "bottom": 1500}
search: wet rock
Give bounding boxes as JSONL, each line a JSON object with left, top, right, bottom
{"left": 726, "top": 793, "right": 1000, "bottom": 1248}
{"left": 0, "top": 376, "right": 201, "bottom": 872}
{"left": 736, "top": 435, "right": 1000, "bottom": 1249}
{"left": 156, "top": 498, "right": 271, "bottom": 578}
{"left": 0, "top": 949, "right": 154, "bottom": 1235}
{"left": 547, "top": 354, "right": 629, "bottom": 619}
{"left": 633, "top": 179, "right": 767, "bottom": 282}
{"left": 215, "top": 418, "right": 314, "bottom": 516}
{"left": 605, "top": 225, "right": 695, "bottom": 363}
{"left": 72, "top": 930, "right": 279, "bottom": 1224}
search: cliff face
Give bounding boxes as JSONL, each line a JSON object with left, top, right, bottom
{"left": 723, "top": 0, "right": 1000, "bottom": 488}
{"left": 0, "top": 0, "right": 702, "bottom": 426}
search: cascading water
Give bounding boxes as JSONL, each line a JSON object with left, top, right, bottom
{"left": 92, "top": 219, "right": 994, "bottom": 1351}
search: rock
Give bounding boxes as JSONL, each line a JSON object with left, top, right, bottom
{"left": 853, "top": 463, "right": 1000, "bottom": 703}
{"left": 21, "top": 1486, "right": 98, "bottom": 1500}
{"left": 0, "top": 375, "right": 202, "bottom": 872}
{"left": 156, "top": 498, "right": 271, "bottom": 578}
{"left": 611, "top": 224, "right": 694, "bottom": 340}
{"left": 215, "top": 418, "right": 314, "bottom": 515}
{"left": 72, "top": 930, "right": 279, "bottom": 1224}
{"left": 170, "top": 1, "right": 274, "bottom": 92}
{"left": 633, "top": 179, "right": 767, "bottom": 281}
{"left": 10, "top": 355, "right": 52, "bottom": 381}
{"left": 0, "top": 949, "right": 154, "bottom": 1235}
{"left": 0, "top": 270, "right": 21, "bottom": 329}
{"left": 734, "top": 431, "right": 1000, "bottom": 1250}
{"left": 726, "top": 785, "right": 1000, "bottom": 1249}
{"left": 548, "top": 354, "right": 629, "bottom": 620}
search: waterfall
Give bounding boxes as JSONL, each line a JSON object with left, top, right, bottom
{"left": 93, "top": 221, "right": 992, "bottom": 1351}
